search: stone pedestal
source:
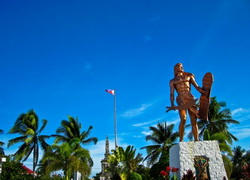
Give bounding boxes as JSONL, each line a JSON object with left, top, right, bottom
{"left": 170, "top": 140, "right": 227, "bottom": 180}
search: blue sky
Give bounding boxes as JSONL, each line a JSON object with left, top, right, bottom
{"left": 1, "top": 0, "right": 250, "bottom": 177}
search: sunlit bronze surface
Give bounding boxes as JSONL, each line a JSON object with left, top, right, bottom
{"left": 169, "top": 63, "right": 206, "bottom": 141}
{"left": 199, "top": 72, "right": 213, "bottom": 121}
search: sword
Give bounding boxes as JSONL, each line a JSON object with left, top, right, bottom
{"left": 166, "top": 99, "right": 198, "bottom": 113}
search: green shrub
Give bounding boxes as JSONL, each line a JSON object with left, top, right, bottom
{"left": 128, "top": 172, "right": 142, "bottom": 180}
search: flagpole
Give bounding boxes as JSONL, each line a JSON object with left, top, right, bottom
{"left": 105, "top": 89, "right": 118, "bottom": 149}
{"left": 114, "top": 89, "right": 118, "bottom": 148}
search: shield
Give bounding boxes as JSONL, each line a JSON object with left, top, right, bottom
{"left": 198, "top": 72, "right": 214, "bottom": 121}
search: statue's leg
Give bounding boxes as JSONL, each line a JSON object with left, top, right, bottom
{"left": 188, "top": 109, "right": 199, "bottom": 141}
{"left": 178, "top": 110, "right": 187, "bottom": 142}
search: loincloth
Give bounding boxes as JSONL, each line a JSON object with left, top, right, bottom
{"left": 176, "top": 93, "right": 199, "bottom": 117}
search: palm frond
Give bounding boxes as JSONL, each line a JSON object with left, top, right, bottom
{"left": 37, "top": 119, "right": 48, "bottom": 134}
{"left": 145, "top": 135, "right": 162, "bottom": 144}
{"left": 51, "top": 133, "right": 68, "bottom": 144}
{"left": 8, "top": 136, "right": 27, "bottom": 147}
{"left": 81, "top": 137, "right": 98, "bottom": 145}
{"left": 38, "top": 136, "right": 51, "bottom": 151}
{"left": 55, "top": 116, "right": 98, "bottom": 147}
{"left": 22, "top": 143, "right": 34, "bottom": 162}
{"left": 80, "top": 126, "right": 93, "bottom": 140}
{"left": 0, "top": 147, "right": 4, "bottom": 155}
{"left": 68, "top": 116, "right": 81, "bottom": 137}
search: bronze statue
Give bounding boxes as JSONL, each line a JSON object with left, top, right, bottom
{"left": 167, "top": 63, "right": 208, "bottom": 141}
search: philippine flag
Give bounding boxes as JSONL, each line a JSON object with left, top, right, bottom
{"left": 105, "top": 89, "right": 115, "bottom": 95}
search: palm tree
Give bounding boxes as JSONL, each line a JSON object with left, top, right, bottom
{"left": 7, "top": 109, "right": 50, "bottom": 173}
{"left": 140, "top": 122, "right": 179, "bottom": 166}
{"left": 0, "top": 129, "right": 5, "bottom": 155}
{"left": 203, "top": 130, "right": 232, "bottom": 155}
{"left": 42, "top": 140, "right": 92, "bottom": 180}
{"left": 197, "top": 97, "right": 239, "bottom": 144}
{"left": 52, "top": 116, "right": 98, "bottom": 148}
{"left": 203, "top": 130, "right": 233, "bottom": 177}
{"left": 51, "top": 116, "right": 98, "bottom": 178}
{"left": 108, "top": 146, "right": 143, "bottom": 180}
{"left": 231, "top": 146, "right": 249, "bottom": 179}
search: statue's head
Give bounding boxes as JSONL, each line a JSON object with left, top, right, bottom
{"left": 174, "top": 63, "right": 184, "bottom": 76}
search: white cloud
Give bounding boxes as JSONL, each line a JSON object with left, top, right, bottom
{"left": 87, "top": 140, "right": 106, "bottom": 177}
{"left": 133, "top": 116, "right": 179, "bottom": 128}
{"left": 118, "top": 132, "right": 131, "bottom": 137}
{"left": 132, "top": 117, "right": 163, "bottom": 127}
{"left": 135, "top": 117, "right": 180, "bottom": 137}
{"left": 237, "top": 114, "right": 250, "bottom": 122}
{"left": 141, "top": 131, "right": 151, "bottom": 136}
{"left": 121, "top": 103, "right": 154, "bottom": 118}
{"left": 132, "top": 135, "right": 143, "bottom": 138}
{"left": 232, "top": 108, "right": 247, "bottom": 116}
{"left": 231, "top": 108, "right": 250, "bottom": 122}
{"left": 167, "top": 118, "right": 180, "bottom": 125}
{"left": 133, "top": 121, "right": 152, "bottom": 127}
{"left": 230, "top": 126, "right": 250, "bottom": 139}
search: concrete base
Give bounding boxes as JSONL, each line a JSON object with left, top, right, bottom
{"left": 170, "top": 141, "right": 227, "bottom": 180}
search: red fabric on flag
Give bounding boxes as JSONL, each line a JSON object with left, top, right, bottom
{"left": 105, "top": 89, "right": 115, "bottom": 95}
